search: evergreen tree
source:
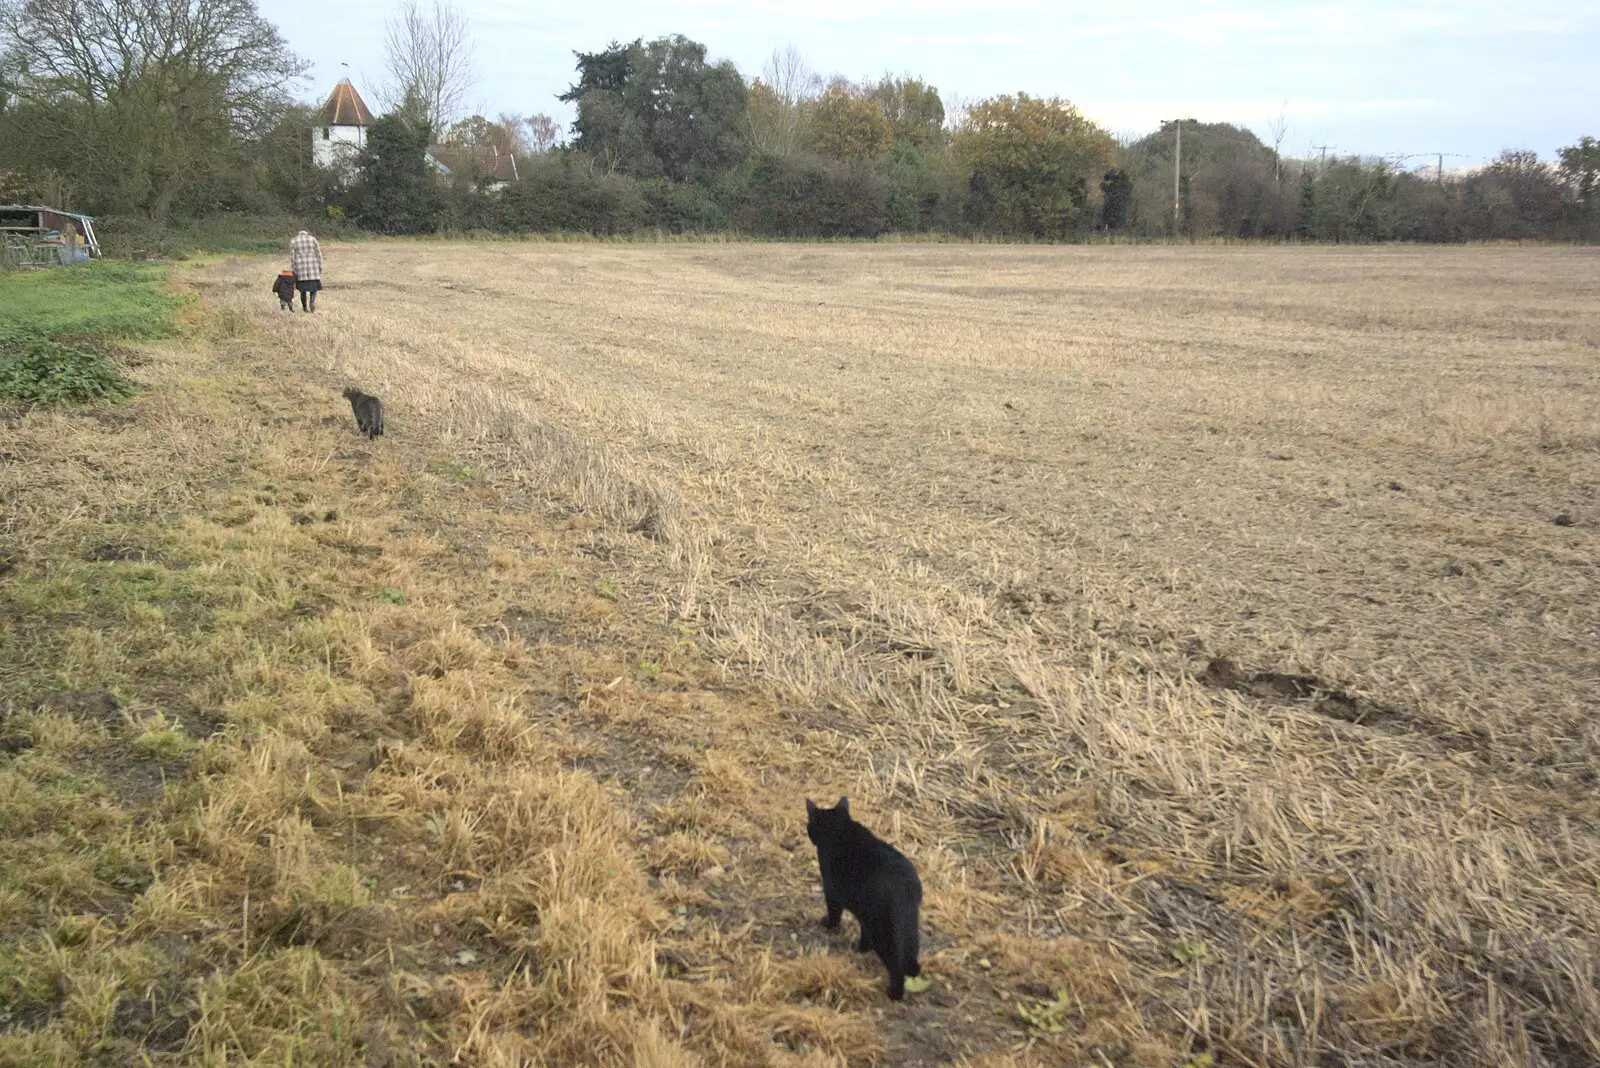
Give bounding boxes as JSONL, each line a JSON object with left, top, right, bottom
{"left": 1297, "top": 171, "right": 1318, "bottom": 239}
{"left": 354, "top": 96, "right": 441, "bottom": 233}
{"left": 559, "top": 36, "right": 746, "bottom": 182}
{"left": 1099, "top": 168, "right": 1132, "bottom": 231}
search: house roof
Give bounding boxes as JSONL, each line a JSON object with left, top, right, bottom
{"left": 317, "top": 79, "right": 374, "bottom": 127}
{"left": 426, "top": 145, "right": 519, "bottom": 183}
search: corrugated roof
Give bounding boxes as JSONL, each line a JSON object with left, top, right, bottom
{"left": 317, "top": 79, "right": 374, "bottom": 127}
{"left": 0, "top": 204, "right": 96, "bottom": 221}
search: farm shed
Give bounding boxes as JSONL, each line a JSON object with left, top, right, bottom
{"left": 0, "top": 204, "right": 102, "bottom": 267}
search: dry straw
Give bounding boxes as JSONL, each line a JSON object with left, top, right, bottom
{"left": 2, "top": 241, "right": 1594, "bottom": 1066}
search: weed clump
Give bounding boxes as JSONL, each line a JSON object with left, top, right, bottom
{"left": 0, "top": 260, "right": 183, "bottom": 407}
{"left": 0, "top": 330, "right": 136, "bottom": 406}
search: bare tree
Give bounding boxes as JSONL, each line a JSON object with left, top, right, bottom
{"left": 767, "top": 46, "right": 820, "bottom": 107}
{"left": 1267, "top": 102, "right": 1291, "bottom": 184}
{"left": 525, "top": 113, "right": 563, "bottom": 153}
{"left": 0, "top": 35, "right": 19, "bottom": 114}
{"left": 492, "top": 113, "right": 528, "bottom": 155}
{"left": 379, "top": 0, "right": 476, "bottom": 133}
{"left": 942, "top": 92, "right": 975, "bottom": 134}
{"left": 1, "top": 0, "right": 307, "bottom": 219}
{"left": 745, "top": 44, "right": 819, "bottom": 156}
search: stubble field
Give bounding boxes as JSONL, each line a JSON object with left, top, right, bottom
{"left": 240, "top": 241, "right": 1600, "bottom": 1064}
{"left": 5, "top": 242, "right": 1598, "bottom": 1067}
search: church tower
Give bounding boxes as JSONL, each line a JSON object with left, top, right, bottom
{"left": 312, "top": 79, "right": 376, "bottom": 169}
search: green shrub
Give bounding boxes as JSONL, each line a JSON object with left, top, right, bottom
{"left": 639, "top": 179, "right": 730, "bottom": 233}
{"left": 497, "top": 157, "right": 648, "bottom": 235}
{"left": 96, "top": 214, "right": 296, "bottom": 258}
{"left": 351, "top": 112, "right": 444, "bottom": 235}
{"left": 0, "top": 260, "right": 177, "bottom": 407}
{"left": 0, "top": 333, "right": 136, "bottom": 406}
{"left": 876, "top": 141, "right": 962, "bottom": 233}
{"left": 735, "top": 153, "right": 888, "bottom": 238}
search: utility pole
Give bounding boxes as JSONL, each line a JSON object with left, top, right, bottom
{"left": 1428, "top": 152, "right": 1468, "bottom": 184}
{"left": 1393, "top": 151, "right": 1469, "bottom": 185}
{"left": 1174, "top": 120, "right": 1182, "bottom": 228}
{"left": 1311, "top": 143, "right": 1335, "bottom": 171}
{"left": 1164, "top": 117, "right": 1197, "bottom": 232}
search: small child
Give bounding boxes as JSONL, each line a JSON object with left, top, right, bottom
{"left": 271, "top": 269, "right": 297, "bottom": 311}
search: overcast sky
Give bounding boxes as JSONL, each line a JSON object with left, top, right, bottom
{"left": 282, "top": 0, "right": 1600, "bottom": 165}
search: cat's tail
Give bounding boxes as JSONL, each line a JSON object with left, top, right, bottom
{"left": 895, "top": 897, "right": 921, "bottom": 979}
{"left": 883, "top": 887, "right": 921, "bottom": 999}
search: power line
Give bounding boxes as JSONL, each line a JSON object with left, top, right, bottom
{"left": 1392, "top": 151, "right": 1469, "bottom": 184}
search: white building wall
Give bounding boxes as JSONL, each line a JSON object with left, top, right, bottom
{"left": 313, "top": 124, "right": 366, "bottom": 169}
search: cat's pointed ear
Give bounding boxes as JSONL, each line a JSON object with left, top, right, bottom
{"left": 805, "top": 799, "right": 818, "bottom": 816}
{"left": 836, "top": 796, "right": 849, "bottom": 816}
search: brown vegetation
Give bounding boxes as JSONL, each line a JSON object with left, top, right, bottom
{"left": 2, "top": 242, "right": 1598, "bottom": 1066}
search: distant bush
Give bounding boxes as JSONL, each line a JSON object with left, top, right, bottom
{"left": 877, "top": 141, "right": 962, "bottom": 233}
{"left": 497, "top": 158, "right": 648, "bottom": 234}
{"left": 736, "top": 153, "right": 888, "bottom": 238}
{"left": 95, "top": 213, "right": 350, "bottom": 260}
{"left": 639, "top": 179, "right": 730, "bottom": 233}
{"left": 351, "top": 112, "right": 444, "bottom": 235}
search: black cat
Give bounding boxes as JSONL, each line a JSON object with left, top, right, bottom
{"left": 342, "top": 387, "right": 384, "bottom": 439}
{"left": 806, "top": 796, "right": 922, "bottom": 999}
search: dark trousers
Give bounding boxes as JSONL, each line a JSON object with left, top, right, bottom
{"left": 295, "top": 279, "right": 322, "bottom": 311}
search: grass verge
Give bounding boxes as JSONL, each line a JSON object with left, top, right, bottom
{"left": 0, "top": 262, "right": 189, "bottom": 407}
{"left": 0, "top": 262, "right": 186, "bottom": 340}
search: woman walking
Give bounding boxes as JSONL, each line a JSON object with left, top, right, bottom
{"left": 289, "top": 229, "right": 324, "bottom": 312}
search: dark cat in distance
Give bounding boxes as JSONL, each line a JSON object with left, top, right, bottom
{"left": 805, "top": 796, "right": 922, "bottom": 999}
{"left": 342, "top": 387, "right": 384, "bottom": 439}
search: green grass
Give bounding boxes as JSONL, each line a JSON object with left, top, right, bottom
{"left": 0, "top": 262, "right": 184, "bottom": 341}
{"left": 0, "top": 261, "right": 185, "bottom": 407}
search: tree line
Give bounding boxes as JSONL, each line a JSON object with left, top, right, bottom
{"left": 2, "top": 0, "right": 1596, "bottom": 243}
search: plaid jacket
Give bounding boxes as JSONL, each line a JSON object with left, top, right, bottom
{"left": 289, "top": 231, "right": 323, "bottom": 281}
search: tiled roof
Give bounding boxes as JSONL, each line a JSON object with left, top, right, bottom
{"left": 317, "top": 79, "right": 375, "bottom": 127}
{"left": 426, "top": 145, "right": 519, "bottom": 183}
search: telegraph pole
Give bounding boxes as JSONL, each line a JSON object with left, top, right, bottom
{"left": 1174, "top": 121, "right": 1182, "bottom": 227}
{"left": 1392, "top": 151, "right": 1469, "bottom": 185}
{"left": 1427, "top": 152, "right": 1468, "bottom": 184}
{"left": 1164, "top": 118, "right": 1197, "bottom": 232}
{"left": 1311, "top": 143, "right": 1335, "bottom": 171}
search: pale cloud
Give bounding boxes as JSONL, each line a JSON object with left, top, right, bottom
{"left": 282, "top": 0, "right": 1600, "bottom": 162}
{"left": 1080, "top": 96, "right": 1437, "bottom": 138}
